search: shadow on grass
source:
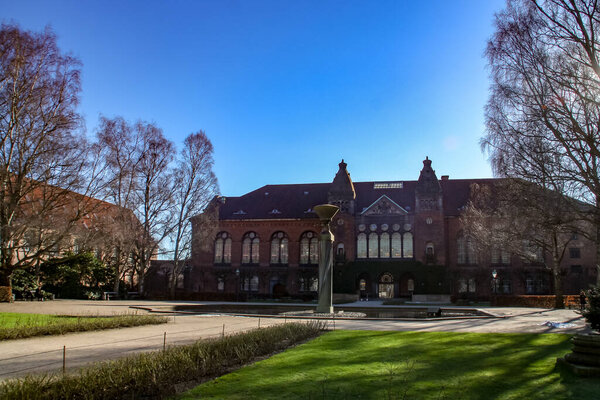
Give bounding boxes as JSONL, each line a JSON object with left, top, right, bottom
{"left": 181, "top": 330, "right": 600, "bottom": 400}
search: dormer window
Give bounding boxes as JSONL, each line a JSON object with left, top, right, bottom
{"left": 373, "top": 182, "right": 403, "bottom": 189}
{"left": 269, "top": 209, "right": 282, "bottom": 214}
{"left": 233, "top": 209, "right": 247, "bottom": 215}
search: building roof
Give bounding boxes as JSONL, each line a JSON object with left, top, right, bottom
{"left": 217, "top": 178, "right": 500, "bottom": 220}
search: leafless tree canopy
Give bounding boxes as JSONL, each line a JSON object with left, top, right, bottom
{"left": 484, "top": 0, "right": 600, "bottom": 205}
{"left": 482, "top": 0, "right": 600, "bottom": 289}
{"left": 0, "top": 24, "right": 99, "bottom": 286}
{"left": 167, "top": 131, "right": 219, "bottom": 296}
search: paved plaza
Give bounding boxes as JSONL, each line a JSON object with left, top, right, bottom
{"left": 0, "top": 300, "right": 591, "bottom": 380}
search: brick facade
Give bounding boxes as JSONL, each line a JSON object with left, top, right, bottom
{"left": 185, "top": 158, "right": 597, "bottom": 301}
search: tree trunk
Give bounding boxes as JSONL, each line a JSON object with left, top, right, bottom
{"left": 0, "top": 268, "right": 12, "bottom": 302}
{"left": 596, "top": 218, "right": 600, "bottom": 287}
{"left": 553, "top": 255, "right": 564, "bottom": 309}
{"left": 169, "top": 270, "right": 176, "bottom": 299}
{"left": 112, "top": 275, "right": 120, "bottom": 293}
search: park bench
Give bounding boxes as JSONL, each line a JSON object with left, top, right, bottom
{"left": 103, "top": 291, "right": 118, "bottom": 300}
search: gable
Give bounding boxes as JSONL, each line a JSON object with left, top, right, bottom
{"left": 361, "top": 195, "right": 408, "bottom": 216}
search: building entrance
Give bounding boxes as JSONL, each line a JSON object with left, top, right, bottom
{"left": 378, "top": 273, "right": 394, "bottom": 298}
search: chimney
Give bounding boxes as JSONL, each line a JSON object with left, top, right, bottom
{"left": 441, "top": 175, "right": 449, "bottom": 181}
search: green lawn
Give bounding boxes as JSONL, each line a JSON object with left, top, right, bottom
{"left": 0, "top": 312, "right": 87, "bottom": 328}
{"left": 180, "top": 330, "right": 600, "bottom": 400}
{"left": 0, "top": 312, "right": 167, "bottom": 340}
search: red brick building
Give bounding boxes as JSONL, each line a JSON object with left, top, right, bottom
{"left": 188, "top": 158, "right": 597, "bottom": 301}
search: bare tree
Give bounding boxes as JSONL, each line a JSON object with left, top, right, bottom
{"left": 96, "top": 117, "right": 143, "bottom": 293}
{"left": 133, "top": 122, "right": 175, "bottom": 295}
{"left": 166, "top": 131, "right": 219, "bottom": 298}
{"left": 97, "top": 116, "right": 175, "bottom": 295}
{"left": 0, "top": 24, "right": 104, "bottom": 299}
{"left": 462, "top": 180, "right": 581, "bottom": 307}
{"left": 483, "top": 0, "right": 600, "bottom": 284}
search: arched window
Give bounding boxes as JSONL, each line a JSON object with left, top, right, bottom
{"left": 391, "top": 232, "right": 402, "bottom": 258}
{"left": 300, "top": 231, "right": 319, "bottom": 264}
{"left": 214, "top": 232, "right": 232, "bottom": 264}
{"left": 426, "top": 242, "right": 435, "bottom": 256}
{"left": 403, "top": 232, "right": 413, "bottom": 258}
{"left": 270, "top": 231, "right": 288, "bottom": 264}
{"left": 368, "top": 233, "right": 379, "bottom": 258}
{"left": 242, "top": 232, "right": 259, "bottom": 264}
{"left": 336, "top": 242, "right": 345, "bottom": 257}
{"left": 309, "top": 277, "right": 318, "bottom": 292}
{"left": 380, "top": 232, "right": 390, "bottom": 258}
{"left": 357, "top": 233, "right": 367, "bottom": 258}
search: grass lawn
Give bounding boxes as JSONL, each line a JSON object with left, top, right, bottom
{"left": 0, "top": 312, "right": 167, "bottom": 340}
{"left": 180, "top": 330, "right": 600, "bottom": 400}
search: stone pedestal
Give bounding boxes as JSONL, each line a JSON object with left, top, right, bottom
{"left": 557, "top": 333, "right": 600, "bottom": 377}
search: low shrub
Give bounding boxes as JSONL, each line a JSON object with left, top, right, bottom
{"left": 0, "top": 314, "right": 168, "bottom": 340}
{"left": 0, "top": 322, "right": 324, "bottom": 400}
{"left": 583, "top": 286, "right": 600, "bottom": 331}
{"left": 490, "top": 295, "right": 580, "bottom": 308}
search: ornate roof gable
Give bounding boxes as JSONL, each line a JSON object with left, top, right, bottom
{"left": 361, "top": 195, "right": 407, "bottom": 216}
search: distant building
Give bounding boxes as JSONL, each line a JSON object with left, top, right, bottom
{"left": 186, "top": 158, "right": 596, "bottom": 301}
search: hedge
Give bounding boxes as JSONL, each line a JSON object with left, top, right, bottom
{"left": 0, "top": 322, "right": 324, "bottom": 400}
{"left": 491, "top": 295, "right": 580, "bottom": 308}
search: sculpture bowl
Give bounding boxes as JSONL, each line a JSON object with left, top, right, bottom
{"left": 313, "top": 204, "right": 339, "bottom": 222}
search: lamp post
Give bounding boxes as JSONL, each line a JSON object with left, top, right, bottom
{"left": 492, "top": 269, "right": 498, "bottom": 295}
{"left": 235, "top": 268, "right": 240, "bottom": 302}
{"left": 313, "top": 204, "right": 339, "bottom": 314}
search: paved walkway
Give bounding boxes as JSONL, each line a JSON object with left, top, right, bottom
{"left": 0, "top": 300, "right": 591, "bottom": 380}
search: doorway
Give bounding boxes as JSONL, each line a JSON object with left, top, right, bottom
{"left": 378, "top": 273, "right": 394, "bottom": 298}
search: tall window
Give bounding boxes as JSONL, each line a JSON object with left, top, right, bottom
{"left": 357, "top": 233, "right": 367, "bottom": 258}
{"left": 391, "top": 233, "right": 402, "bottom": 258}
{"left": 368, "top": 233, "right": 379, "bottom": 258}
{"left": 242, "top": 232, "right": 259, "bottom": 264}
{"left": 457, "top": 236, "right": 477, "bottom": 264}
{"left": 214, "top": 232, "right": 232, "bottom": 264}
{"left": 403, "top": 232, "right": 413, "bottom": 258}
{"left": 300, "top": 231, "right": 319, "bottom": 264}
{"left": 270, "top": 231, "right": 289, "bottom": 264}
{"left": 380, "top": 232, "right": 390, "bottom": 258}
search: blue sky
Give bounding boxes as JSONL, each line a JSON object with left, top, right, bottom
{"left": 2, "top": 0, "right": 505, "bottom": 196}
